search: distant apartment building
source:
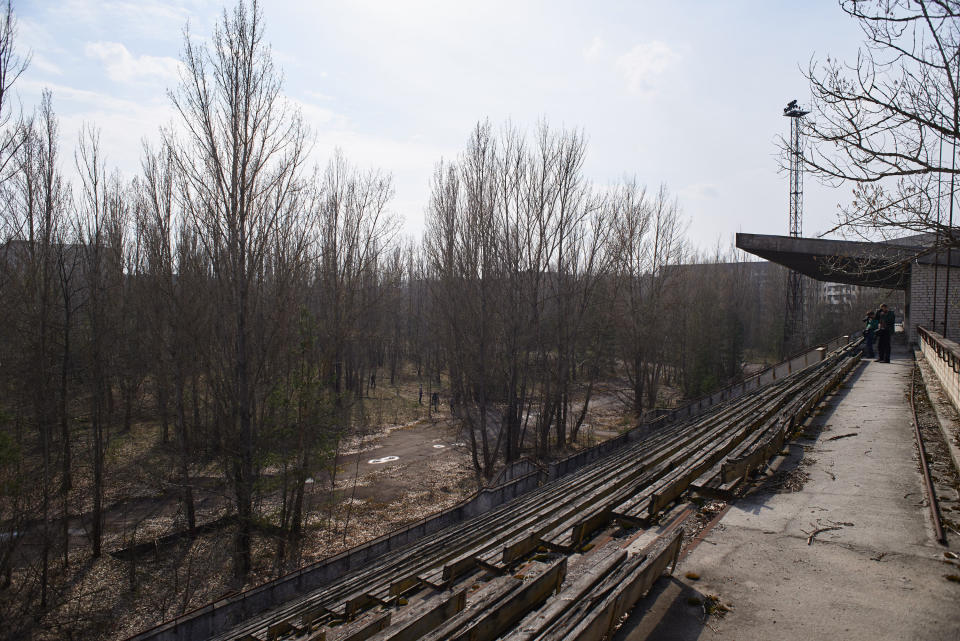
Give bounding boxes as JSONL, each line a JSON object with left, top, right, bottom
{"left": 814, "top": 281, "right": 859, "bottom": 306}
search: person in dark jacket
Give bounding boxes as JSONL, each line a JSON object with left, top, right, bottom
{"left": 875, "top": 304, "right": 895, "bottom": 363}
{"left": 863, "top": 310, "right": 878, "bottom": 359}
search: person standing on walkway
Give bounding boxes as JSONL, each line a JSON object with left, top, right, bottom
{"left": 876, "top": 304, "right": 895, "bottom": 363}
{"left": 863, "top": 310, "right": 878, "bottom": 359}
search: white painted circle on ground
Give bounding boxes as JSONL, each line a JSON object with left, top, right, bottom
{"left": 432, "top": 444, "right": 446, "bottom": 449}
{"left": 368, "top": 455, "right": 399, "bottom": 464}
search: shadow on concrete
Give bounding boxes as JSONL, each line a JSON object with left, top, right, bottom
{"left": 611, "top": 575, "right": 705, "bottom": 641}
{"left": 732, "top": 359, "right": 868, "bottom": 516}
{"left": 611, "top": 575, "right": 718, "bottom": 641}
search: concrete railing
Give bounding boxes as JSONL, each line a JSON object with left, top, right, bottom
{"left": 918, "top": 326, "right": 960, "bottom": 414}
{"left": 661, "top": 334, "right": 856, "bottom": 424}
{"left": 128, "top": 469, "right": 541, "bottom": 641}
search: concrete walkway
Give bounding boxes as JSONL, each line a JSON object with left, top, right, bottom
{"left": 617, "top": 345, "right": 960, "bottom": 641}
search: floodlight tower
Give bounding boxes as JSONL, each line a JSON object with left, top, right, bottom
{"left": 783, "top": 99, "right": 810, "bottom": 355}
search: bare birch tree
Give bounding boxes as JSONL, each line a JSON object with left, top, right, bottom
{"left": 167, "top": 0, "right": 311, "bottom": 579}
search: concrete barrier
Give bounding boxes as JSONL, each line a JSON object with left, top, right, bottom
{"left": 919, "top": 326, "right": 960, "bottom": 415}
{"left": 128, "top": 469, "right": 541, "bottom": 641}
{"left": 661, "top": 334, "right": 856, "bottom": 427}
{"left": 130, "top": 335, "right": 858, "bottom": 641}
{"left": 489, "top": 458, "right": 544, "bottom": 486}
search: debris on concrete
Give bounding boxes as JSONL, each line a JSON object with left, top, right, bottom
{"left": 826, "top": 432, "right": 858, "bottom": 441}
{"left": 803, "top": 519, "right": 854, "bottom": 545}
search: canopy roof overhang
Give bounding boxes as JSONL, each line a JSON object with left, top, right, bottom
{"left": 734, "top": 233, "right": 921, "bottom": 289}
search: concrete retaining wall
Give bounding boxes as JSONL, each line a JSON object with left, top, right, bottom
{"left": 129, "top": 470, "right": 541, "bottom": 641}
{"left": 489, "top": 457, "right": 543, "bottom": 485}
{"left": 919, "top": 326, "right": 960, "bottom": 415}
{"left": 129, "top": 334, "right": 856, "bottom": 641}
{"left": 664, "top": 336, "right": 849, "bottom": 425}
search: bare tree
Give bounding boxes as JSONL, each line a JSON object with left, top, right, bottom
{"left": 0, "top": 0, "right": 29, "bottom": 181}
{"left": 314, "top": 151, "right": 396, "bottom": 397}
{"left": 611, "top": 182, "right": 683, "bottom": 413}
{"left": 427, "top": 121, "right": 617, "bottom": 476}
{"left": 167, "top": 0, "right": 312, "bottom": 580}
{"left": 802, "top": 0, "right": 959, "bottom": 248}
{"left": 138, "top": 141, "right": 201, "bottom": 530}
{"left": 75, "top": 125, "right": 127, "bottom": 560}
{"left": 8, "top": 93, "right": 65, "bottom": 607}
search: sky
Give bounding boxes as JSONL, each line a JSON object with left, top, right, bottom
{"left": 14, "top": 0, "right": 869, "bottom": 252}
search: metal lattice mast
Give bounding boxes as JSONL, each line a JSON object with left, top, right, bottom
{"left": 783, "top": 100, "right": 809, "bottom": 354}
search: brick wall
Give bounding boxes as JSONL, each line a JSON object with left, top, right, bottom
{"left": 909, "top": 263, "right": 960, "bottom": 343}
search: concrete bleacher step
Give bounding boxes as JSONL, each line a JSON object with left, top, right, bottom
{"left": 549, "top": 530, "right": 683, "bottom": 641}
{"left": 420, "top": 558, "right": 567, "bottom": 641}
{"left": 324, "top": 610, "right": 391, "bottom": 641}
{"left": 503, "top": 548, "right": 628, "bottom": 640}
{"left": 434, "top": 446, "right": 648, "bottom": 582}
{"left": 510, "top": 530, "right": 683, "bottom": 641}
{"left": 415, "top": 468, "right": 591, "bottom": 587}
{"left": 365, "top": 589, "right": 466, "bottom": 641}
{"left": 612, "top": 368, "right": 819, "bottom": 521}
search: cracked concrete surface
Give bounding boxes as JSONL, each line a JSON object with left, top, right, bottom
{"left": 615, "top": 345, "right": 960, "bottom": 641}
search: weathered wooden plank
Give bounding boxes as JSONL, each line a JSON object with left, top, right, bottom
{"left": 501, "top": 550, "right": 626, "bottom": 641}
{"left": 418, "top": 576, "right": 523, "bottom": 641}
{"left": 329, "top": 612, "right": 391, "bottom": 641}
{"left": 446, "top": 558, "right": 567, "bottom": 641}
{"left": 541, "top": 530, "right": 682, "bottom": 641}
{"left": 367, "top": 590, "right": 466, "bottom": 641}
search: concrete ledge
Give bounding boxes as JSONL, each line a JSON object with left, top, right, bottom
{"left": 918, "top": 326, "right": 960, "bottom": 415}
{"left": 915, "top": 348, "right": 960, "bottom": 478}
{"left": 127, "top": 470, "right": 541, "bottom": 641}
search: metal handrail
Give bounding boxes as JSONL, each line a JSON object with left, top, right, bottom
{"left": 918, "top": 325, "right": 960, "bottom": 374}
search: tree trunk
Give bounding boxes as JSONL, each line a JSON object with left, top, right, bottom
{"left": 175, "top": 368, "right": 196, "bottom": 530}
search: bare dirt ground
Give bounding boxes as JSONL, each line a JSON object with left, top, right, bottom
{"left": 7, "top": 367, "right": 692, "bottom": 641}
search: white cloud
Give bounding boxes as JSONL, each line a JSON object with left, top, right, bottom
{"left": 615, "top": 41, "right": 680, "bottom": 96}
{"left": 583, "top": 36, "right": 605, "bottom": 61}
{"left": 50, "top": 0, "right": 197, "bottom": 37}
{"left": 31, "top": 54, "right": 63, "bottom": 76}
{"left": 680, "top": 182, "right": 720, "bottom": 200}
{"left": 84, "top": 41, "right": 181, "bottom": 84}
{"left": 287, "top": 96, "right": 349, "bottom": 131}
